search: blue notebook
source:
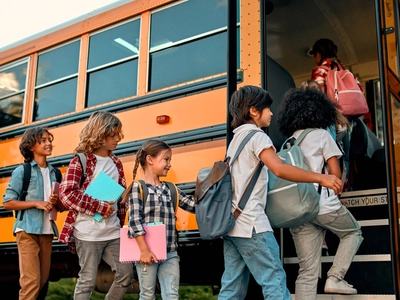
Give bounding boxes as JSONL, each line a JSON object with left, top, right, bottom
{"left": 84, "top": 171, "right": 125, "bottom": 221}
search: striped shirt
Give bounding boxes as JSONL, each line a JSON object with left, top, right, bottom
{"left": 128, "top": 181, "right": 195, "bottom": 252}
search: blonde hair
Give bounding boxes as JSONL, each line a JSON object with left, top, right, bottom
{"left": 121, "top": 140, "right": 171, "bottom": 203}
{"left": 74, "top": 111, "right": 124, "bottom": 154}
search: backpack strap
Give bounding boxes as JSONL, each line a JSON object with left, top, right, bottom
{"left": 229, "top": 130, "right": 258, "bottom": 166}
{"left": 76, "top": 153, "right": 87, "bottom": 187}
{"left": 137, "top": 180, "right": 178, "bottom": 213}
{"left": 15, "top": 163, "right": 31, "bottom": 220}
{"left": 54, "top": 167, "right": 62, "bottom": 183}
{"left": 165, "top": 181, "right": 178, "bottom": 212}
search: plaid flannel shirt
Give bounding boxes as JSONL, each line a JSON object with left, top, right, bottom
{"left": 58, "top": 153, "right": 127, "bottom": 254}
{"left": 127, "top": 181, "right": 195, "bottom": 253}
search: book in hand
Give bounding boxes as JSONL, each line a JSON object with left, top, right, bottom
{"left": 84, "top": 171, "right": 125, "bottom": 222}
{"left": 119, "top": 224, "right": 167, "bottom": 263}
{"left": 50, "top": 182, "right": 59, "bottom": 221}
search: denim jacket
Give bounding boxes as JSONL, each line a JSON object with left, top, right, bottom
{"left": 2, "top": 161, "right": 59, "bottom": 236}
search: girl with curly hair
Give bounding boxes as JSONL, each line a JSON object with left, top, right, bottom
{"left": 277, "top": 87, "right": 363, "bottom": 298}
{"left": 59, "top": 111, "right": 133, "bottom": 300}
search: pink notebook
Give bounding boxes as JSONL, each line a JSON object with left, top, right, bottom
{"left": 119, "top": 224, "right": 167, "bottom": 263}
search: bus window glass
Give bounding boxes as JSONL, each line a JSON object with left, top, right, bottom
{"left": 86, "top": 60, "right": 138, "bottom": 107}
{"left": 149, "top": 32, "right": 227, "bottom": 91}
{"left": 86, "top": 19, "right": 140, "bottom": 107}
{"left": 150, "top": 0, "right": 227, "bottom": 50}
{"left": 34, "top": 78, "right": 77, "bottom": 121}
{"left": 0, "top": 61, "right": 28, "bottom": 128}
{"left": 88, "top": 20, "right": 140, "bottom": 69}
{"left": 33, "top": 41, "right": 80, "bottom": 121}
{"left": 36, "top": 41, "right": 80, "bottom": 86}
{"left": 149, "top": 0, "right": 239, "bottom": 91}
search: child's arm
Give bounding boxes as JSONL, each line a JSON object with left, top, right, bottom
{"left": 59, "top": 156, "right": 111, "bottom": 217}
{"left": 326, "top": 156, "right": 341, "bottom": 179}
{"left": 260, "top": 147, "right": 342, "bottom": 194}
{"left": 135, "top": 235, "right": 159, "bottom": 264}
{"left": 3, "top": 199, "right": 53, "bottom": 213}
{"left": 177, "top": 188, "right": 196, "bottom": 213}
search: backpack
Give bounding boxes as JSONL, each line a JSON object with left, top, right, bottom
{"left": 76, "top": 153, "right": 88, "bottom": 187}
{"left": 194, "top": 130, "right": 262, "bottom": 240}
{"left": 16, "top": 163, "right": 62, "bottom": 220}
{"left": 266, "top": 129, "right": 321, "bottom": 228}
{"left": 321, "top": 65, "right": 369, "bottom": 117}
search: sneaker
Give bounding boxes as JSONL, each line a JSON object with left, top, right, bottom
{"left": 324, "top": 277, "right": 357, "bottom": 295}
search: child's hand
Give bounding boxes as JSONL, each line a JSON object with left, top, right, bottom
{"left": 320, "top": 174, "right": 342, "bottom": 195}
{"left": 140, "top": 250, "right": 159, "bottom": 265}
{"left": 49, "top": 191, "right": 59, "bottom": 205}
{"left": 103, "top": 203, "right": 115, "bottom": 219}
{"left": 35, "top": 201, "right": 53, "bottom": 213}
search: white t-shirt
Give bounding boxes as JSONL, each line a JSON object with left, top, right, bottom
{"left": 74, "top": 155, "right": 121, "bottom": 241}
{"left": 41, "top": 167, "right": 54, "bottom": 234}
{"left": 292, "top": 129, "right": 343, "bottom": 215}
{"left": 226, "top": 124, "right": 275, "bottom": 237}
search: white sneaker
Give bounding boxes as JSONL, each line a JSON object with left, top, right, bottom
{"left": 324, "top": 277, "right": 357, "bottom": 295}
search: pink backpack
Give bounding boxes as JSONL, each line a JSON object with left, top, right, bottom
{"left": 321, "top": 66, "right": 369, "bottom": 117}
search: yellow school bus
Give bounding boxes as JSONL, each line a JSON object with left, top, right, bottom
{"left": 0, "top": 0, "right": 399, "bottom": 298}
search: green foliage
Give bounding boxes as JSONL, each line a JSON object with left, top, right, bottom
{"left": 47, "top": 279, "right": 218, "bottom": 300}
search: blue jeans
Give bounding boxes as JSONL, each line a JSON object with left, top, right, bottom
{"left": 218, "top": 230, "right": 291, "bottom": 300}
{"left": 74, "top": 237, "right": 134, "bottom": 300}
{"left": 290, "top": 205, "right": 363, "bottom": 300}
{"left": 136, "top": 251, "right": 180, "bottom": 300}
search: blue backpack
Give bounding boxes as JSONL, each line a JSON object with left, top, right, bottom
{"left": 266, "top": 129, "right": 321, "bottom": 228}
{"left": 194, "top": 131, "right": 262, "bottom": 240}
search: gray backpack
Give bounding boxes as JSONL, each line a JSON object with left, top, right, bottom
{"left": 266, "top": 129, "right": 321, "bottom": 228}
{"left": 194, "top": 131, "right": 262, "bottom": 240}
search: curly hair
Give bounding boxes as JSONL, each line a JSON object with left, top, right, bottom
{"left": 277, "top": 87, "right": 337, "bottom": 137}
{"left": 121, "top": 140, "right": 171, "bottom": 203}
{"left": 19, "top": 127, "right": 54, "bottom": 162}
{"left": 229, "top": 85, "right": 273, "bottom": 128}
{"left": 74, "top": 111, "right": 124, "bottom": 154}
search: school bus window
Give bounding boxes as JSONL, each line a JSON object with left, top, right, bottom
{"left": 148, "top": 0, "right": 239, "bottom": 91}
{"left": 0, "top": 61, "right": 28, "bottom": 128}
{"left": 33, "top": 40, "right": 80, "bottom": 121}
{"left": 86, "top": 19, "right": 140, "bottom": 107}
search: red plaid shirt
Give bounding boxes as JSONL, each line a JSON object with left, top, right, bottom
{"left": 58, "top": 153, "right": 127, "bottom": 254}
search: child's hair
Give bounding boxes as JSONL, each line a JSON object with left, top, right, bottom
{"left": 74, "top": 111, "right": 124, "bottom": 154}
{"left": 20, "top": 127, "right": 54, "bottom": 163}
{"left": 310, "top": 38, "right": 344, "bottom": 67}
{"left": 299, "top": 80, "right": 350, "bottom": 130}
{"left": 299, "top": 80, "right": 321, "bottom": 91}
{"left": 277, "top": 88, "right": 337, "bottom": 137}
{"left": 229, "top": 85, "right": 273, "bottom": 129}
{"left": 121, "top": 140, "right": 171, "bottom": 203}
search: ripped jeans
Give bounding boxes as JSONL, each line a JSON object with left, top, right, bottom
{"left": 136, "top": 251, "right": 180, "bottom": 300}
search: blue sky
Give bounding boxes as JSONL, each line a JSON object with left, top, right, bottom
{"left": 0, "top": 0, "right": 121, "bottom": 49}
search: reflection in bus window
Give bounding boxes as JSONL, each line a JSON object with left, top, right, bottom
{"left": 0, "top": 61, "right": 27, "bottom": 128}
{"left": 34, "top": 41, "right": 80, "bottom": 121}
{"left": 86, "top": 60, "right": 138, "bottom": 107}
{"left": 86, "top": 19, "right": 140, "bottom": 107}
{"left": 34, "top": 79, "right": 77, "bottom": 121}
{"left": 148, "top": 0, "right": 239, "bottom": 91}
